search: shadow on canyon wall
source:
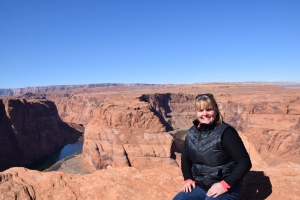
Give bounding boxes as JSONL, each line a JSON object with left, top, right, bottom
{"left": 0, "top": 100, "right": 24, "bottom": 170}
{"left": 140, "top": 93, "right": 174, "bottom": 131}
{"left": 2, "top": 84, "right": 298, "bottom": 199}
{"left": 0, "top": 98, "right": 83, "bottom": 171}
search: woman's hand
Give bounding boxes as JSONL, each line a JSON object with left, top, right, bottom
{"left": 206, "top": 182, "right": 226, "bottom": 197}
{"left": 182, "top": 179, "right": 196, "bottom": 193}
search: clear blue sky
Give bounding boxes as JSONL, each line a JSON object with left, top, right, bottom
{"left": 1, "top": 0, "right": 299, "bottom": 88}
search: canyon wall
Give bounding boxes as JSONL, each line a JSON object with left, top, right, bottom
{"left": 48, "top": 84, "right": 300, "bottom": 171}
{"left": 139, "top": 87, "right": 300, "bottom": 166}
{"left": 82, "top": 94, "right": 178, "bottom": 170}
{"left": 0, "top": 83, "right": 160, "bottom": 97}
{"left": 51, "top": 94, "right": 101, "bottom": 126}
{"left": 46, "top": 84, "right": 300, "bottom": 168}
{"left": 0, "top": 98, "right": 82, "bottom": 171}
{"left": 1, "top": 83, "right": 300, "bottom": 199}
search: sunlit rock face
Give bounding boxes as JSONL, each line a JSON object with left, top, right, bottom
{"left": 0, "top": 84, "right": 158, "bottom": 97}
{"left": 1, "top": 137, "right": 299, "bottom": 200}
{"left": 139, "top": 87, "right": 300, "bottom": 166}
{"left": 0, "top": 166, "right": 183, "bottom": 200}
{"left": 218, "top": 94, "right": 300, "bottom": 166}
{"left": 51, "top": 83, "right": 300, "bottom": 165}
{"left": 82, "top": 95, "right": 178, "bottom": 170}
{"left": 1, "top": 83, "right": 300, "bottom": 199}
{"left": 0, "top": 98, "right": 81, "bottom": 171}
{"left": 51, "top": 94, "right": 101, "bottom": 127}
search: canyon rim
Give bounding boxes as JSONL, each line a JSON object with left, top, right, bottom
{"left": 1, "top": 83, "right": 300, "bottom": 200}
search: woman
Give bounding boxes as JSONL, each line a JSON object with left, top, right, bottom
{"left": 173, "top": 93, "right": 252, "bottom": 200}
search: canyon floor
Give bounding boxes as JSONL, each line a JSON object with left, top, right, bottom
{"left": 1, "top": 83, "right": 300, "bottom": 200}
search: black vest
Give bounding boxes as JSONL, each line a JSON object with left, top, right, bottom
{"left": 185, "top": 121, "right": 236, "bottom": 190}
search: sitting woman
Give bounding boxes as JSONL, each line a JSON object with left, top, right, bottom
{"left": 173, "top": 93, "right": 252, "bottom": 200}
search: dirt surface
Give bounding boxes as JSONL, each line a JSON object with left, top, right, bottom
{"left": 45, "top": 151, "right": 96, "bottom": 174}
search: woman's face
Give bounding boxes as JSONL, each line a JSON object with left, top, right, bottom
{"left": 196, "top": 107, "right": 217, "bottom": 124}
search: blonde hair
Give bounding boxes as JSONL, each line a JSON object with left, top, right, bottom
{"left": 195, "top": 94, "right": 223, "bottom": 124}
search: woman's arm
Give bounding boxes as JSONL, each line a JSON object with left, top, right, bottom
{"left": 180, "top": 138, "right": 197, "bottom": 192}
{"left": 181, "top": 137, "right": 194, "bottom": 180}
{"left": 222, "top": 127, "right": 252, "bottom": 186}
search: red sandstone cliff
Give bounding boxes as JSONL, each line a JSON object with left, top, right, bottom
{"left": 50, "top": 83, "right": 300, "bottom": 168}
{"left": 139, "top": 87, "right": 300, "bottom": 166}
{"left": 82, "top": 95, "right": 177, "bottom": 170}
{"left": 0, "top": 84, "right": 165, "bottom": 97}
{"left": 0, "top": 98, "right": 81, "bottom": 171}
{"left": 1, "top": 83, "right": 300, "bottom": 199}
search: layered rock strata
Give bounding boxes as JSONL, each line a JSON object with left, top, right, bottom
{"left": 1, "top": 84, "right": 299, "bottom": 199}
{"left": 0, "top": 166, "right": 183, "bottom": 200}
{"left": 1, "top": 146, "right": 299, "bottom": 200}
{"left": 82, "top": 95, "right": 178, "bottom": 170}
{"left": 50, "top": 84, "right": 300, "bottom": 167}
{"left": 140, "top": 89, "right": 300, "bottom": 165}
{"left": 0, "top": 83, "right": 161, "bottom": 97}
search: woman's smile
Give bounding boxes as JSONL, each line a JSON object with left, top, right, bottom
{"left": 196, "top": 109, "right": 217, "bottom": 124}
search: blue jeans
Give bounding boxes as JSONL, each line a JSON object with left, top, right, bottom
{"left": 172, "top": 184, "right": 243, "bottom": 200}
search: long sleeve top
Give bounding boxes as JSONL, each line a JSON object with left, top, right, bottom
{"left": 181, "top": 122, "right": 252, "bottom": 187}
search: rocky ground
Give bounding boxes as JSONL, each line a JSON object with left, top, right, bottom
{"left": 1, "top": 83, "right": 300, "bottom": 200}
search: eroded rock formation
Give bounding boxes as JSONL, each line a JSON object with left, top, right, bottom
{"left": 1, "top": 134, "right": 299, "bottom": 200}
{"left": 0, "top": 83, "right": 162, "bottom": 97}
{"left": 1, "top": 83, "right": 300, "bottom": 199}
{"left": 138, "top": 87, "right": 300, "bottom": 166}
{"left": 82, "top": 95, "right": 177, "bottom": 170}
{"left": 0, "top": 167, "right": 183, "bottom": 200}
{"left": 0, "top": 98, "right": 81, "bottom": 171}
